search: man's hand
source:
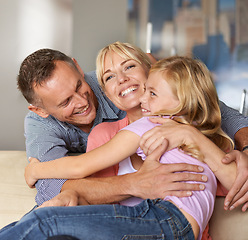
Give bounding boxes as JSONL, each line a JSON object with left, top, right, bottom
{"left": 25, "top": 157, "right": 40, "bottom": 188}
{"left": 38, "top": 189, "right": 85, "bottom": 208}
{"left": 222, "top": 150, "right": 248, "bottom": 212}
{"left": 127, "top": 140, "right": 207, "bottom": 200}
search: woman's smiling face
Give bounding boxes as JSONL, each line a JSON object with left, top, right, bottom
{"left": 102, "top": 51, "right": 149, "bottom": 112}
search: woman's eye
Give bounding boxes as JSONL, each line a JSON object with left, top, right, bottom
{"left": 104, "top": 75, "right": 113, "bottom": 82}
{"left": 150, "top": 91, "right": 156, "bottom": 96}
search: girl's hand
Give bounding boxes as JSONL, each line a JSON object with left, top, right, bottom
{"left": 24, "top": 157, "right": 40, "bottom": 188}
{"left": 222, "top": 150, "right": 248, "bottom": 211}
{"left": 140, "top": 117, "right": 195, "bottom": 156}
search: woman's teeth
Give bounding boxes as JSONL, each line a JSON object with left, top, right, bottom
{"left": 121, "top": 87, "right": 137, "bottom": 97}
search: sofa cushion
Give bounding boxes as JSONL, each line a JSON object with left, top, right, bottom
{"left": 0, "top": 151, "right": 36, "bottom": 229}
{"left": 209, "top": 196, "right": 248, "bottom": 240}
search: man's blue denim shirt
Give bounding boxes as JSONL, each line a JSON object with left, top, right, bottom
{"left": 24, "top": 71, "right": 126, "bottom": 205}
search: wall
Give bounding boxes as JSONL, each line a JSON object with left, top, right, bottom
{"left": 0, "top": 0, "right": 127, "bottom": 150}
{"left": 0, "top": 0, "right": 73, "bottom": 150}
{"left": 72, "top": 0, "right": 128, "bottom": 72}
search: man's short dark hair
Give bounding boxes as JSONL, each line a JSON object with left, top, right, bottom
{"left": 17, "top": 49, "right": 77, "bottom": 105}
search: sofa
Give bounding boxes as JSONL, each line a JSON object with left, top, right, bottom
{"left": 0, "top": 151, "right": 248, "bottom": 239}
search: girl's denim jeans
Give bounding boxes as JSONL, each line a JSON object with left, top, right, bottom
{"left": 0, "top": 199, "right": 194, "bottom": 240}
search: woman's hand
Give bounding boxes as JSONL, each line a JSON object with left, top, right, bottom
{"left": 222, "top": 150, "right": 248, "bottom": 211}
{"left": 24, "top": 157, "right": 40, "bottom": 188}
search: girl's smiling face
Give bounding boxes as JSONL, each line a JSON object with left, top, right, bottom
{"left": 140, "top": 71, "right": 180, "bottom": 116}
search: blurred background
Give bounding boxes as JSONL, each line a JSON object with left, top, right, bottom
{"left": 1, "top": 0, "right": 247, "bottom": 150}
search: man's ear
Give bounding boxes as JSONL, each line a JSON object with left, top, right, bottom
{"left": 72, "top": 58, "right": 84, "bottom": 77}
{"left": 28, "top": 104, "right": 49, "bottom": 118}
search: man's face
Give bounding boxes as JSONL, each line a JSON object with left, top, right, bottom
{"left": 32, "top": 61, "right": 98, "bottom": 132}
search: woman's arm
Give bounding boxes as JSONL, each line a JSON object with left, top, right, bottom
{"left": 25, "top": 130, "right": 140, "bottom": 187}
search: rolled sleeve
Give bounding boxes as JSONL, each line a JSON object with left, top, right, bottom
{"left": 220, "top": 101, "right": 248, "bottom": 140}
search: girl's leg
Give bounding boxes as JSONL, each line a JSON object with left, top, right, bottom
{"left": 0, "top": 199, "right": 194, "bottom": 240}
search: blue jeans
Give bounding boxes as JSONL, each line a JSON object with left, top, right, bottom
{"left": 0, "top": 199, "right": 194, "bottom": 240}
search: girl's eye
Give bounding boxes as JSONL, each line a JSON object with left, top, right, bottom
{"left": 126, "top": 64, "right": 135, "bottom": 70}
{"left": 150, "top": 91, "right": 156, "bottom": 96}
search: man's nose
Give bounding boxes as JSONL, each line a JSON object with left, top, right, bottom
{"left": 74, "top": 92, "right": 88, "bottom": 106}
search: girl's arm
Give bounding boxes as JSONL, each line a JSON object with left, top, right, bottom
{"left": 25, "top": 130, "right": 140, "bottom": 188}
{"left": 142, "top": 117, "right": 236, "bottom": 190}
{"left": 197, "top": 133, "right": 236, "bottom": 190}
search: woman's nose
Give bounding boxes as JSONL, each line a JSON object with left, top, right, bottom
{"left": 117, "top": 72, "right": 128, "bottom": 84}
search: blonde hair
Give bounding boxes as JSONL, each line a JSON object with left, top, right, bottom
{"left": 96, "top": 41, "right": 152, "bottom": 88}
{"left": 150, "top": 56, "right": 233, "bottom": 158}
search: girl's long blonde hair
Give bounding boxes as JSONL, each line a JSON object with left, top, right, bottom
{"left": 96, "top": 41, "right": 152, "bottom": 88}
{"left": 150, "top": 56, "right": 233, "bottom": 158}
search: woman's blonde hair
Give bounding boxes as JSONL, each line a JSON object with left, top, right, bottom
{"left": 96, "top": 41, "right": 152, "bottom": 88}
{"left": 150, "top": 56, "right": 233, "bottom": 157}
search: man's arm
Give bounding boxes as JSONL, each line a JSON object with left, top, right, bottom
{"left": 25, "top": 112, "right": 72, "bottom": 205}
{"left": 42, "top": 142, "right": 185, "bottom": 207}
{"left": 220, "top": 101, "right": 248, "bottom": 141}
{"left": 60, "top": 154, "right": 206, "bottom": 205}
{"left": 219, "top": 102, "right": 248, "bottom": 211}
{"left": 59, "top": 118, "right": 207, "bottom": 205}
{"left": 234, "top": 127, "right": 248, "bottom": 151}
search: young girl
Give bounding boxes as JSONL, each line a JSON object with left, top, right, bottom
{"left": 25, "top": 56, "right": 235, "bottom": 240}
